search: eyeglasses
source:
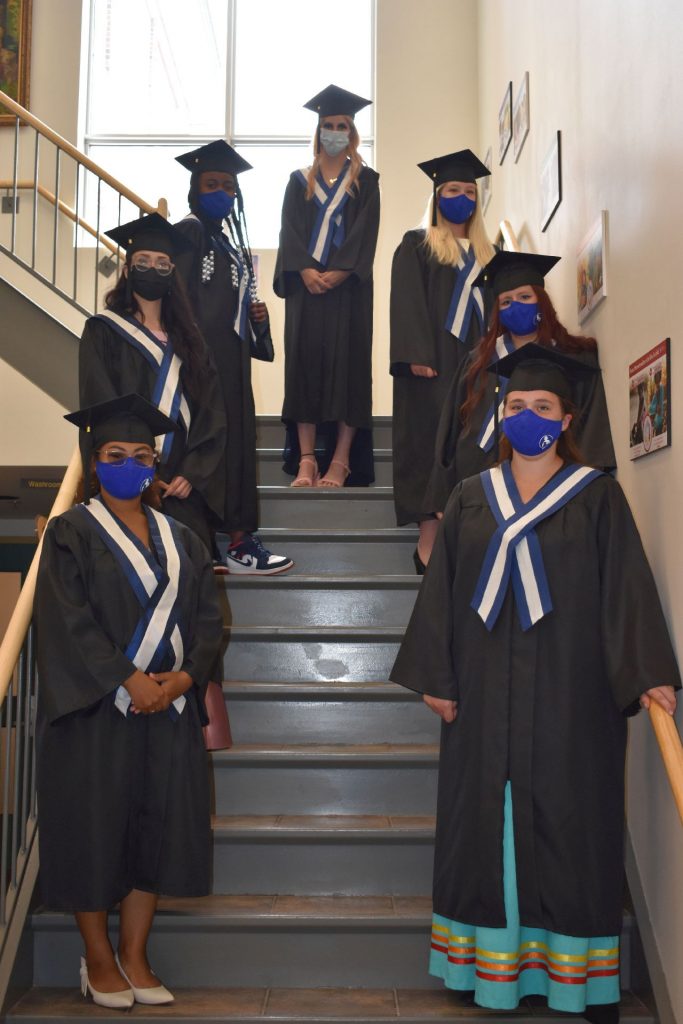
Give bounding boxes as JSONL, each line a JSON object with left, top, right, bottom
{"left": 96, "top": 449, "right": 158, "bottom": 468}
{"left": 131, "top": 257, "right": 175, "bottom": 276}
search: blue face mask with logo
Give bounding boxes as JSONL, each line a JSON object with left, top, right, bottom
{"left": 438, "top": 193, "right": 476, "bottom": 224}
{"left": 199, "top": 190, "right": 235, "bottom": 221}
{"left": 499, "top": 300, "right": 540, "bottom": 336}
{"left": 96, "top": 459, "right": 155, "bottom": 500}
{"left": 502, "top": 408, "right": 563, "bottom": 456}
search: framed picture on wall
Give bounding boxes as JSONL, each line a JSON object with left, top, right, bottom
{"left": 540, "top": 130, "right": 562, "bottom": 231}
{"left": 576, "top": 211, "right": 608, "bottom": 323}
{"left": 480, "top": 146, "right": 493, "bottom": 213}
{"left": 0, "top": 0, "right": 32, "bottom": 123}
{"left": 498, "top": 83, "right": 512, "bottom": 164}
{"left": 629, "top": 339, "right": 671, "bottom": 460}
{"left": 513, "top": 72, "right": 530, "bottom": 162}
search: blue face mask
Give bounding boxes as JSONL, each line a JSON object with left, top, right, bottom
{"left": 499, "top": 301, "right": 540, "bottom": 336}
{"left": 502, "top": 408, "right": 563, "bottom": 456}
{"left": 199, "top": 190, "right": 235, "bottom": 221}
{"left": 319, "top": 128, "right": 350, "bottom": 157}
{"left": 438, "top": 193, "right": 476, "bottom": 224}
{"left": 96, "top": 459, "right": 155, "bottom": 500}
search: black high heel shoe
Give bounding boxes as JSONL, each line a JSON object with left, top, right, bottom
{"left": 413, "top": 547, "right": 426, "bottom": 576}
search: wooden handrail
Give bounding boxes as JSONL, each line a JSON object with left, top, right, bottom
{"left": 0, "top": 89, "right": 167, "bottom": 218}
{"left": 499, "top": 219, "right": 521, "bottom": 252}
{"left": 649, "top": 703, "right": 683, "bottom": 825}
{"left": 0, "top": 446, "right": 81, "bottom": 707}
{"left": 0, "top": 179, "right": 120, "bottom": 256}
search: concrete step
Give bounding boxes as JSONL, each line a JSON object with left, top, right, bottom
{"left": 211, "top": 814, "right": 435, "bottom": 896}
{"left": 222, "top": 626, "right": 403, "bottom": 683}
{"left": 255, "top": 416, "right": 393, "bottom": 450}
{"left": 219, "top": 528, "right": 418, "bottom": 576}
{"left": 223, "top": 681, "right": 438, "bottom": 745}
{"left": 211, "top": 743, "right": 438, "bottom": 817}
{"left": 6, "top": 988, "right": 655, "bottom": 1024}
{"left": 257, "top": 487, "right": 396, "bottom": 529}
{"left": 220, "top": 575, "right": 420, "bottom": 629}
{"left": 256, "top": 448, "right": 394, "bottom": 487}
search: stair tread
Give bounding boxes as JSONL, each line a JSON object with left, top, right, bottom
{"left": 6, "top": 987, "right": 653, "bottom": 1021}
{"left": 222, "top": 575, "right": 420, "bottom": 588}
{"left": 258, "top": 486, "right": 393, "bottom": 499}
{"left": 213, "top": 743, "right": 438, "bottom": 762}
{"left": 257, "top": 447, "right": 393, "bottom": 460}
{"left": 221, "top": 680, "right": 416, "bottom": 697}
{"left": 255, "top": 528, "right": 416, "bottom": 539}
{"left": 222, "top": 625, "right": 405, "bottom": 637}
{"left": 212, "top": 814, "right": 436, "bottom": 836}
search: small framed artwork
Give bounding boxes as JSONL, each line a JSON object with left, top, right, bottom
{"left": 498, "top": 83, "right": 512, "bottom": 165}
{"left": 540, "top": 130, "right": 562, "bottom": 231}
{"left": 576, "top": 211, "right": 608, "bottom": 323}
{"left": 480, "top": 146, "right": 492, "bottom": 213}
{"left": 513, "top": 72, "right": 530, "bottom": 162}
{"left": 629, "top": 339, "right": 671, "bottom": 460}
{"left": 0, "top": 0, "right": 33, "bottom": 124}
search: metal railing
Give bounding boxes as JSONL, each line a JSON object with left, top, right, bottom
{"left": 0, "top": 89, "right": 167, "bottom": 316}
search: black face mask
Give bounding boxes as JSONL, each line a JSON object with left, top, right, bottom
{"left": 130, "top": 267, "right": 172, "bottom": 301}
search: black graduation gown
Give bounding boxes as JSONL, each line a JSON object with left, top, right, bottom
{"left": 273, "top": 165, "right": 380, "bottom": 485}
{"left": 390, "top": 231, "right": 491, "bottom": 525}
{"left": 391, "top": 470, "right": 680, "bottom": 936}
{"left": 79, "top": 315, "right": 227, "bottom": 552}
{"left": 174, "top": 213, "right": 258, "bottom": 533}
{"left": 424, "top": 344, "right": 617, "bottom": 514}
{"left": 35, "top": 507, "right": 223, "bottom": 912}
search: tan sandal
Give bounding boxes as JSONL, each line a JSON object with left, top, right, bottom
{"left": 291, "top": 453, "right": 319, "bottom": 488}
{"left": 318, "top": 459, "right": 350, "bottom": 488}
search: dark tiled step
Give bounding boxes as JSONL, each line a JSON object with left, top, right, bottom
{"left": 219, "top": 528, "right": 418, "bottom": 576}
{"left": 255, "top": 415, "right": 392, "bottom": 449}
{"left": 257, "top": 487, "right": 396, "bottom": 529}
{"left": 256, "top": 448, "right": 394, "bottom": 487}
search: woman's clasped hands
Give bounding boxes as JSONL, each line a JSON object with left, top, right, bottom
{"left": 124, "top": 669, "right": 194, "bottom": 714}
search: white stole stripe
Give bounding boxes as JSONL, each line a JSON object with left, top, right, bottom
{"left": 446, "top": 250, "right": 484, "bottom": 340}
{"left": 477, "top": 335, "right": 516, "bottom": 452}
{"left": 303, "top": 163, "right": 351, "bottom": 266}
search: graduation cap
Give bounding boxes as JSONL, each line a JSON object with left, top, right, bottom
{"left": 303, "top": 83, "right": 372, "bottom": 119}
{"left": 105, "top": 212, "right": 194, "bottom": 258}
{"left": 175, "top": 140, "right": 253, "bottom": 177}
{"left": 473, "top": 251, "right": 561, "bottom": 296}
{"left": 418, "top": 149, "right": 490, "bottom": 228}
{"left": 488, "top": 343, "right": 598, "bottom": 403}
{"left": 65, "top": 394, "right": 180, "bottom": 502}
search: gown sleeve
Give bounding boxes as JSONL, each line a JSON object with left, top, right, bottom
{"left": 35, "top": 516, "right": 139, "bottom": 723}
{"left": 273, "top": 173, "right": 318, "bottom": 298}
{"left": 390, "top": 485, "right": 463, "bottom": 700}
{"left": 389, "top": 231, "right": 435, "bottom": 376}
{"left": 572, "top": 347, "right": 617, "bottom": 472}
{"left": 172, "top": 353, "right": 226, "bottom": 521}
{"left": 425, "top": 358, "right": 474, "bottom": 511}
{"left": 327, "top": 168, "right": 380, "bottom": 282}
{"left": 597, "top": 477, "right": 681, "bottom": 713}
{"left": 173, "top": 216, "right": 205, "bottom": 315}
{"left": 178, "top": 530, "right": 224, "bottom": 692}
{"left": 79, "top": 316, "right": 123, "bottom": 405}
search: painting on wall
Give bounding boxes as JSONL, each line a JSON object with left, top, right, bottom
{"left": 576, "top": 211, "right": 608, "bottom": 323}
{"left": 629, "top": 339, "right": 671, "bottom": 460}
{"left": 0, "top": 0, "right": 32, "bottom": 123}
{"left": 513, "top": 72, "right": 530, "bottom": 162}
{"left": 480, "top": 146, "right": 492, "bottom": 213}
{"left": 540, "top": 130, "right": 561, "bottom": 231}
{"left": 498, "top": 82, "right": 512, "bottom": 164}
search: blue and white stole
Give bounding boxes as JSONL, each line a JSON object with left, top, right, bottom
{"left": 79, "top": 496, "right": 189, "bottom": 718}
{"left": 444, "top": 244, "right": 484, "bottom": 343}
{"left": 211, "top": 227, "right": 255, "bottom": 343}
{"left": 471, "top": 461, "right": 603, "bottom": 631}
{"left": 476, "top": 334, "right": 516, "bottom": 453}
{"left": 296, "top": 160, "right": 351, "bottom": 268}
{"left": 93, "top": 311, "right": 190, "bottom": 465}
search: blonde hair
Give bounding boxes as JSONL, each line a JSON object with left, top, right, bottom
{"left": 305, "top": 116, "right": 364, "bottom": 200}
{"left": 421, "top": 183, "right": 495, "bottom": 268}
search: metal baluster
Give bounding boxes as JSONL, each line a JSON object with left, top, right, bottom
{"left": 20, "top": 626, "right": 34, "bottom": 853}
{"left": 94, "top": 176, "right": 102, "bottom": 313}
{"left": 30, "top": 669, "right": 38, "bottom": 822}
{"left": 10, "top": 115, "right": 19, "bottom": 254}
{"left": 52, "top": 147, "right": 61, "bottom": 286}
{"left": 31, "top": 131, "right": 39, "bottom": 270}
{"left": 11, "top": 645, "right": 25, "bottom": 888}
{"left": 73, "top": 161, "right": 81, "bottom": 302}
{"left": 117, "top": 192, "right": 122, "bottom": 275}
{"left": 0, "top": 668, "right": 16, "bottom": 925}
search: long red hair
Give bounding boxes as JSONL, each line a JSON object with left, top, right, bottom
{"left": 460, "top": 285, "right": 597, "bottom": 428}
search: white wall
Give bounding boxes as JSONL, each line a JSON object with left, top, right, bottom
{"left": 476, "top": 0, "right": 683, "bottom": 1017}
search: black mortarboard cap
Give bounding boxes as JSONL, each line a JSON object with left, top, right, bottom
{"left": 66, "top": 394, "right": 180, "bottom": 503}
{"left": 473, "top": 251, "right": 561, "bottom": 296}
{"left": 175, "top": 140, "right": 253, "bottom": 177}
{"left": 487, "top": 343, "right": 598, "bottom": 402}
{"left": 418, "top": 149, "right": 490, "bottom": 228}
{"left": 303, "top": 84, "right": 372, "bottom": 118}
{"left": 105, "top": 212, "right": 194, "bottom": 258}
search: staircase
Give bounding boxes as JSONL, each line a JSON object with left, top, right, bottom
{"left": 5, "top": 419, "right": 656, "bottom": 1022}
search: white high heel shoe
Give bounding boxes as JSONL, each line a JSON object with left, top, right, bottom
{"left": 79, "top": 956, "right": 134, "bottom": 1010}
{"left": 115, "top": 952, "right": 175, "bottom": 1005}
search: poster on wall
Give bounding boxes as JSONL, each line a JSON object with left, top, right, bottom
{"left": 513, "top": 72, "right": 530, "bottom": 162}
{"left": 498, "top": 83, "right": 512, "bottom": 164}
{"left": 577, "top": 211, "right": 608, "bottom": 324}
{"left": 629, "top": 339, "right": 671, "bottom": 460}
{"left": 481, "top": 146, "right": 492, "bottom": 213}
{"left": 540, "top": 130, "right": 562, "bottom": 231}
{"left": 0, "top": 0, "right": 32, "bottom": 122}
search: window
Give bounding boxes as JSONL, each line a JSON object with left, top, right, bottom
{"left": 85, "top": 0, "right": 374, "bottom": 248}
